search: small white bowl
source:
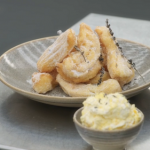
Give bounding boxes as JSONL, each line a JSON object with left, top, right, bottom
{"left": 73, "top": 107, "right": 144, "bottom": 150}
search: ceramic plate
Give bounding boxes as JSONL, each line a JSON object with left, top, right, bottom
{"left": 0, "top": 36, "right": 150, "bottom": 107}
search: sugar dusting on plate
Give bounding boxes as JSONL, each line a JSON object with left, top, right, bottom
{"left": 123, "top": 78, "right": 139, "bottom": 91}
{"left": 26, "top": 78, "right": 32, "bottom": 85}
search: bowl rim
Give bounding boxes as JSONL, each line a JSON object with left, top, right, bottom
{"left": 73, "top": 107, "right": 144, "bottom": 133}
{"left": 0, "top": 36, "right": 150, "bottom": 101}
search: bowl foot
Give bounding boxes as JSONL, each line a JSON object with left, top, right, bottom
{"left": 93, "top": 146, "right": 126, "bottom": 150}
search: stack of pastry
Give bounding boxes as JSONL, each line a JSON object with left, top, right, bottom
{"left": 32, "top": 21, "right": 135, "bottom": 97}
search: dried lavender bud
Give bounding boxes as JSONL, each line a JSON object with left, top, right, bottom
{"left": 97, "top": 67, "right": 105, "bottom": 85}
{"left": 128, "top": 59, "right": 133, "bottom": 64}
{"left": 97, "top": 78, "right": 102, "bottom": 85}
{"left": 101, "top": 67, "right": 105, "bottom": 73}
{"left": 107, "top": 24, "right": 110, "bottom": 28}
{"left": 119, "top": 46, "right": 122, "bottom": 50}
{"left": 116, "top": 42, "right": 119, "bottom": 46}
{"left": 106, "top": 19, "right": 112, "bottom": 29}
{"left": 113, "top": 37, "right": 116, "bottom": 40}
{"left": 74, "top": 46, "right": 80, "bottom": 51}
{"left": 105, "top": 19, "right": 125, "bottom": 56}
{"left": 99, "top": 54, "right": 103, "bottom": 62}
{"left": 128, "top": 59, "right": 136, "bottom": 69}
{"left": 106, "top": 19, "right": 108, "bottom": 25}
{"left": 109, "top": 28, "right": 112, "bottom": 33}
{"left": 132, "top": 63, "right": 135, "bottom": 67}
{"left": 74, "top": 46, "right": 86, "bottom": 62}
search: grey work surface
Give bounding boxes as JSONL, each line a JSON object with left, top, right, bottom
{"left": 71, "top": 13, "right": 150, "bottom": 47}
{"left": 0, "top": 82, "right": 88, "bottom": 150}
{"left": 0, "top": 81, "right": 150, "bottom": 150}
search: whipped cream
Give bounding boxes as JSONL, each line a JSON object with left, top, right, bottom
{"left": 81, "top": 93, "right": 142, "bottom": 130}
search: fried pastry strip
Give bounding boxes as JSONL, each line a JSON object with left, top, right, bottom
{"left": 49, "top": 69, "right": 59, "bottom": 87}
{"left": 56, "top": 74, "right": 122, "bottom": 97}
{"left": 86, "top": 71, "right": 110, "bottom": 84}
{"left": 32, "top": 72, "right": 57, "bottom": 94}
{"left": 57, "top": 60, "right": 101, "bottom": 83}
{"left": 56, "top": 23, "right": 101, "bottom": 83}
{"left": 95, "top": 26, "right": 135, "bottom": 86}
{"left": 37, "top": 29, "right": 76, "bottom": 73}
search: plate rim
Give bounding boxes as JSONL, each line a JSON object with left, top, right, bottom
{"left": 0, "top": 36, "right": 150, "bottom": 101}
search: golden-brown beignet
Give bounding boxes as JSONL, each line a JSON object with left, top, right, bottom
{"left": 37, "top": 29, "right": 76, "bottom": 73}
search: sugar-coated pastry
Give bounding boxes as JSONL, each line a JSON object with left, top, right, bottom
{"left": 95, "top": 26, "right": 135, "bottom": 86}
{"left": 57, "top": 60, "right": 101, "bottom": 83}
{"left": 56, "top": 74, "right": 122, "bottom": 97}
{"left": 56, "top": 23, "right": 101, "bottom": 83}
{"left": 49, "top": 69, "right": 59, "bottom": 87}
{"left": 32, "top": 72, "right": 56, "bottom": 94}
{"left": 37, "top": 29, "right": 76, "bottom": 73}
{"left": 31, "top": 21, "right": 136, "bottom": 97}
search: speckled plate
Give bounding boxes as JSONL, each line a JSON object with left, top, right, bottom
{"left": 0, "top": 36, "right": 150, "bottom": 107}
